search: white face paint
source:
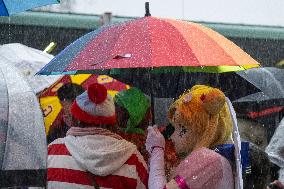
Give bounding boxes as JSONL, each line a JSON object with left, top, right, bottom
{"left": 170, "top": 110, "right": 196, "bottom": 157}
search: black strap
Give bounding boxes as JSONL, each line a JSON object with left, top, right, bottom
{"left": 87, "top": 171, "right": 100, "bottom": 189}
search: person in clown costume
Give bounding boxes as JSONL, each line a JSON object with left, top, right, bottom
{"left": 146, "top": 85, "right": 243, "bottom": 189}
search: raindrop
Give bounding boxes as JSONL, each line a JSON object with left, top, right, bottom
{"left": 192, "top": 176, "right": 197, "bottom": 180}
{"left": 8, "top": 17, "right": 11, "bottom": 43}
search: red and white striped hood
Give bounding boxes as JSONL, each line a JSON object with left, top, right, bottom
{"left": 64, "top": 134, "right": 137, "bottom": 176}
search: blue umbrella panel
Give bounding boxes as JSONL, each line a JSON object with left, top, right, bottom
{"left": 0, "top": 0, "right": 59, "bottom": 16}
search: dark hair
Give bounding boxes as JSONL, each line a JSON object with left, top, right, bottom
{"left": 71, "top": 116, "right": 118, "bottom": 133}
{"left": 114, "top": 103, "right": 130, "bottom": 128}
{"left": 114, "top": 102, "right": 151, "bottom": 132}
{"left": 57, "top": 83, "right": 85, "bottom": 102}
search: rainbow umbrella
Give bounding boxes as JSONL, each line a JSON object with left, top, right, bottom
{"left": 39, "top": 74, "right": 129, "bottom": 134}
{"left": 38, "top": 4, "right": 260, "bottom": 121}
{"left": 38, "top": 15, "right": 259, "bottom": 76}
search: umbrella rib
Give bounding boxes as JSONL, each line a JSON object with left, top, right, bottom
{"left": 89, "top": 19, "right": 139, "bottom": 68}
{"left": 160, "top": 19, "right": 202, "bottom": 68}
{"left": 262, "top": 68, "right": 284, "bottom": 96}
{"left": 187, "top": 22, "right": 245, "bottom": 67}
{"left": 0, "top": 1, "right": 9, "bottom": 15}
{"left": 143, "top": 18, "right": 156, "bottom": 123}
{"left": 145, "top": 18, "right": 154, "bottom": 67}
{"left": 173, "top": 27, "right": 202, "bottom": 68}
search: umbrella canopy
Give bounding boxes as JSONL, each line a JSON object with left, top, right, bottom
{"left": 0, "top": 43, "right": 61, "bottom": 94}
{"left": 233, "top": 92, "right": 284, "bottom": 118}
{"left": 38, "top": 13, "right": 260, "bottom": 123}
{"left": 38, "top": 16, "right": 260, "bottom": 76}
{"left": 0, "top": 43, "right": 128, "bottom": 133}
{"left": 39, "top": 74, "right": 129, "bottom": 134}
{"left": 233, "top": 67, "right": 284, "bottom": 119}
{"left": 236, "top": 67, "right": 284, "bottom": 99}
{"left": 0, "top": 0, "right": 59, "bottom": 16}
{"left": 0, "top": 61, "right": 46, "bottom": 187}
{"left": 112, "top": 71, "right": 261, "bottom": 99}
{"left": 266, "top": 117, "right": 284, "bottom": 182}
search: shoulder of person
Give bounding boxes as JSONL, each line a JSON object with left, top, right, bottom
{"left": 173, "top": 148, "right": 233, "bottom": 189}
{"left": 48, "top": 137, "right": 66, "bottom": 147}
{"left": 177, "top": 147, "right": 231, "bottom": 174}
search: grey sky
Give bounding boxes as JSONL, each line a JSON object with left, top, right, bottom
{"left": 40, "top": 0, "right": 284, "bottom": 27}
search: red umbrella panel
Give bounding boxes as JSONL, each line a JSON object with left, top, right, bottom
{"left": 39, "top": 74, "right": 129, "bottom": 134}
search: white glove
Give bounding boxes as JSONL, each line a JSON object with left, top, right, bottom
{"left": 146, "top": 125, "right": 165, "bottom": 154}
{"left": 146, "top": 126, "right": 167, "bottom": 189}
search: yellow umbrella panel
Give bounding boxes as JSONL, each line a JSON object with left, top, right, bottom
{"left": 39, "top": 74, "right": 128, "bottom": 134}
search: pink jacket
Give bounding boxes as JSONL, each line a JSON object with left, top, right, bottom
{"left": 165, "top": 148, "right": 234, "bottom": 189}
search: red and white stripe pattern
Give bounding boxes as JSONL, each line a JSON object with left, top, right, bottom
{"left": 47, "top": 138, "right": 148, "bottom": 189}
